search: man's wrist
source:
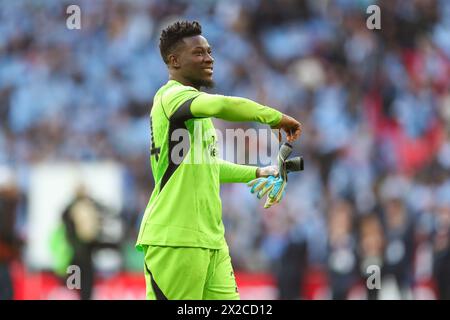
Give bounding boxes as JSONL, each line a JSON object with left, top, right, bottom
{"left": 269, "top": 111, "right": 284, "bottom": 128}
{"left": 256, "top": 165, "right": 278, "bottom": 178}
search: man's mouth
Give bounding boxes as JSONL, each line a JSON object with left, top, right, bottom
{"left": 203, "top": 67, "right": 213, "bottom": 75}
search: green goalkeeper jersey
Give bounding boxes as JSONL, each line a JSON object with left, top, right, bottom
{"left": 136, "top": 80, "right": 282, "bottom": 249}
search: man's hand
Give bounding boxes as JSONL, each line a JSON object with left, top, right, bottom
{"left": 271, "top": 114, "right": 302, "bottom": 143}
{"left": 256, "top": 165, "right": 279, "bottom": 178}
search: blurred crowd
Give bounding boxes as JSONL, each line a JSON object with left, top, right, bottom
{"left": 1, "top": 0, "right": 450, "bottom": 299}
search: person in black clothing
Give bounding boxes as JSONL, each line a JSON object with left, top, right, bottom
{"left": 61, "top": 186, "right": 102, "bottom": 300}
{"left": 276, "top": 232, "right": 308, "bottom": 300}
{"left": 326, "top": 199, "right": 358, "bottom": 300}
{"left": 357, "top": 213, "right": 385, "bottom": 300}
{"left": 381, "top": 197, "right": 415, "bottom": 299}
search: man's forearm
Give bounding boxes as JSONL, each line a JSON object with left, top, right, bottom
{"left": 218, "top": 159, "right": 258, "bottom": 184}
{"left": 190, "top": 93, "right": 282, "bottom": 126}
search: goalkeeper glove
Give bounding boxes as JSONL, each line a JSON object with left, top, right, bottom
{"left": 262, "top": 176, "right": 287, "bottom": 208}
{"left": 248, "top": 175, "right": 278, "bottom": 200}
{"left": 248, "top": 143, "right": 299, "bottom": 208}
{"left": 263, "top": 142, "right": 293, "bottom": 208}
{"left": 257, "top": 157, "right": 304, "bottom": 208}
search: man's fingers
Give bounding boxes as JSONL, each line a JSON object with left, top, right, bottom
{"left": 286, "top": 129, "right": 295, "bottom": 142}
{"left": 286, "top": 126, "right": 302, "bottom": 142}
{"left": 251, "top": 180, "right": 268, "bottom": 193}
{"left": 295, "top": 125, "right": 302, "bottom": 139}
{"left": 248, "top": 178, "right": 267, "bottom": 193}
{"left": 257, "top": 184, "right": 274, "bottom": 199}
{"left": 284, "top": 128, "right": 292, "bottom": 142}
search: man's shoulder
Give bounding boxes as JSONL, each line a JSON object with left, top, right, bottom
{"left": 154, "top": 81, "right": 203, "bottom": 117}
{"left": 159, "top": 80, "right": 199, "bottom": 100}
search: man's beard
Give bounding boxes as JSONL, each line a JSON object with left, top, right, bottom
{"left": 193, "top": 78, "right": 215, "bottom": 89}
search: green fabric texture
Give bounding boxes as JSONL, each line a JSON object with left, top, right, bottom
{"left": 143, "top": 245, "right": 239, "bottom": 300}
{"left": 190, "top": 93, "right": 282, "bottom": 126}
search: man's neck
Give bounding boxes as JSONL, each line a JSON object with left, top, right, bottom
{"left": 169, "top": 74, "right": 200, "bottom": 90}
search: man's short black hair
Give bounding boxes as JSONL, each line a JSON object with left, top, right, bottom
{"left": 159, "top": 20, "right": 202, "bottom": 64}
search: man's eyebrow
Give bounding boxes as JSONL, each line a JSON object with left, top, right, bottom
{"left": 192, "top": 46, "right": 212, "bottom": 50}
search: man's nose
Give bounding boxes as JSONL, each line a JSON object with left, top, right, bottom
{"left": 205, "top": 54, "right": 214, "bottom": 63}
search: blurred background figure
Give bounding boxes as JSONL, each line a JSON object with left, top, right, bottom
{"left": 50, "top": 185, "right": 124, "bottom": 300}
{"left": 326, "top": 199, "right": 358, "bottom": 300}
{"left": 59, "top": 186, "right": 101, "bottom": 300}
{"left": 383, "top": 192, "right": 415, "bottom": 299}
{"left": 0, "top": 0, "right": 449, "bottom": 299}
{"left": 0, "top": 167, "right": 22, "bottom": 300}
{"left": 275, "top": 218, "right": 309, "bottom": 300}
{"left": 357, "top": 213, "right": 385, "bottom": 300}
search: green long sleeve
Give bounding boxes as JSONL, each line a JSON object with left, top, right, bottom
{"left": 190, "top": 93, "right": 282, "bottom": 127}
{"left": 218, "top": 158, "right": 257, "bottom": 183}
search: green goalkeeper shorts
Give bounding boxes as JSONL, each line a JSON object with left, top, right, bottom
{"left": 142, "top": 245, "right": 240, "bottom": 300}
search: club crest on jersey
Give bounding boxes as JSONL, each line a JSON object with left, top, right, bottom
{"left": 208, "top": 138, "right": 218, "bottom": 157}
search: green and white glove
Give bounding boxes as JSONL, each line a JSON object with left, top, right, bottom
{"left": 248, "top": 143, "right": 303, "bottom": 208}
{"left": 248, "top": 175, "right": 278, "bottom": 200}
{"left": 247, "top": 165, "right": 278, "bottom": 199}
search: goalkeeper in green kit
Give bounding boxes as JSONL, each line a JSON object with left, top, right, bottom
{"left": 136, "top": 20, "right": 302, "bottom": 300}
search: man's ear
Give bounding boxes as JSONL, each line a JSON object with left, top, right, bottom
{"left": 168, "top": 53, "right": 180, "bottom": 68}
